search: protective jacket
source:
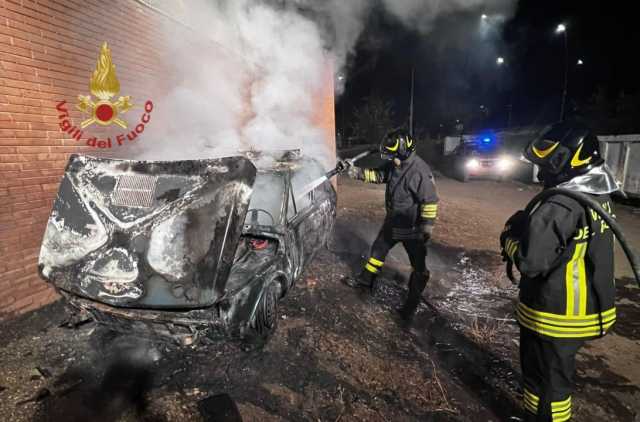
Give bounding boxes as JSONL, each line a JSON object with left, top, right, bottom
{"left": 351, "top": 153, "right": 438, "bottom": 238}
{"left": 504, "top": 193, "right": 616, "bottom": 340}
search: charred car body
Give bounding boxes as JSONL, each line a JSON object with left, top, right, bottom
{"left": 38, "top": 151, "right": 336, "bottom": 345}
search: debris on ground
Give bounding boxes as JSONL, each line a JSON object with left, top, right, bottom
{"left": 0, "top": 175, "right": 638, "bottom": 421}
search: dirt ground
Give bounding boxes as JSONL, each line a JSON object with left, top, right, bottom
{"left": 1, "top": 164, "right": 639, "bottom": 421}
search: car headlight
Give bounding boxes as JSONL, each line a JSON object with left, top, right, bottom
{"left": 466, "top": 158, "right": 480, "bottom": 169}
{"left": 497, "top": 156, "right": 514, "bottom": 171}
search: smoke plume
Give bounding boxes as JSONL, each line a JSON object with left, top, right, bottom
{"left": 129, "top": 0, "right": 515, "bottom": 166}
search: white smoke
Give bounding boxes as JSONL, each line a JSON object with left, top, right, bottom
{"left": 379, "top": 0, "right": 515, "bottom": 33}
{"left": 128, "top": 0, "right": 515, "bottom": 166}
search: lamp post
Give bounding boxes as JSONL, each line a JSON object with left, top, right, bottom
{"left": 556, "top": 23, "right": 568, "bottom": 121}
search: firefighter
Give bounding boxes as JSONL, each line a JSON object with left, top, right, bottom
{"left": 338, "top": 130, "right": 438, "bottom": 319}
{"left": 501, "top": 121, "right": 619, "bottom": 422}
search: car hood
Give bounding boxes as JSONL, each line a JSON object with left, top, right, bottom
{"left": 39, "top": 154, "right": 256, "bottom": 309}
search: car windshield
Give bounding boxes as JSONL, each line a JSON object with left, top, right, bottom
{"left": 244, "top": 172, "right": 285, "bottom": 226}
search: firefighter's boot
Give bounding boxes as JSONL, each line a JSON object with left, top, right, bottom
{"left": 399, "top": 270, "right": 429, "bottom": 320}
{"left": 342, "top": 269, "right": 376, "bottom": 290}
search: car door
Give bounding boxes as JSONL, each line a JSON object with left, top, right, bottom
{"left": 289, "top": 168, "right": 324, "bottom": 268}
{"left": 285, "top": 173, "right": 305, "bottom": 281}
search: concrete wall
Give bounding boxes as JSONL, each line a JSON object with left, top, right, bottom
{"left": 0, "top": 0, "right": 336, "bottom": 318}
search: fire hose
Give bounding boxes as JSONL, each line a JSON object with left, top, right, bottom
{"left": 506, "top": 188, "right": 640, "bottom": 287}
{"left": 297, "top": 148, "right": 377, "bottom": 201}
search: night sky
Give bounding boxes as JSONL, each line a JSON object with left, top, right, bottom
{"left": 338, "top": 0, "right": 640, "bottom": 136}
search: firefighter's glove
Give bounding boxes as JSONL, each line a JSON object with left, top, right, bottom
{"left": 500, "top": 210, "right": 527, "bottom": 262}
{"left": 420, "top": 223, "right": 433, "bottom": 243}
{"left": 500, "top": 210, "right": 527, "bottom": 249}
{"left": 336, "top": 159, "right": 352, "bottom": 174}
{"left": 347, "top": 165, "right": 361, "bottom": 179}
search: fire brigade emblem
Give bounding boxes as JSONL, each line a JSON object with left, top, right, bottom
{"left": 76, "top": 42, "right": 133, "bottom": 129}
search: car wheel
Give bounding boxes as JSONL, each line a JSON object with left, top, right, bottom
{"left": 244, "top": 281, "right": 279, "bottom": 349}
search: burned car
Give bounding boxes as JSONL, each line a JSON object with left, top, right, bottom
{"left": 38, "top": 152, "right": 336, "bottom": 346}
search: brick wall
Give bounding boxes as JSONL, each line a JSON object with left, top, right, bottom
{"left": 0, "top": 0, "right": 337, "bottom": 319}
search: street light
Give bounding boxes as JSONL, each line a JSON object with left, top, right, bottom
{"left": 481, "top": 14, "right": 488, "bottom": 20}
{"left": 496, "top": 56, "right": 505, "bottom": 65}
{"left": 577, "top": 59, "right": 584, "bottom": 65}
{"left": 555, "top": 23, "right": 568, "bottom": 121}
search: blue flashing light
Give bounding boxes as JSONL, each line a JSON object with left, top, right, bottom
{"left": 482, "top": 137, "right": 492, "bottom": 143}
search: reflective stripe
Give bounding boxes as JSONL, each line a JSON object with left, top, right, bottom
{"left": 364, "top": 169, "right": 373, "bottom": 183}
{"left": 524, "top": 389, "right": 539, "bottom": 404}
{"left": 551, "top": 407, "right": 571, "bottom": 422}
{"left": 517, "top": 306, "right": 616, "bottom": 338}
{"left": 363, "top": 169, "right": 380, "bottom": 183}
{"left": 551, "top": 397, "right": 572, "bottom": 422}
{"left": 505, "top": 238, "right": 519, "bottom": 260}
{"left": 519, "top": 302, "right": 615, "bottom": 322}
{"left": 523, "top": 388, "right": 539, "bottom": 414}
{"left": 421, "top": 205, "right": 438, "bottom": 219}
{"left": 368, "top": 257, "right": 384, "bottom": 267}
{"left": 551, "top": 396, "right": 571, "bottom": 408}
{"left": 565, "top": 242, "right": 587, "bottom": 316}
{"left": 421, "top": 204, "right": 438, "bottom": 219}
{"left": 577, "top": 244, "right": 587, "bottom": 315}
{"left": 364, "top": 263, "right": 379, "bottom": 274}
{"left": 518, "top": 305, "right": 616, "bottom": 328}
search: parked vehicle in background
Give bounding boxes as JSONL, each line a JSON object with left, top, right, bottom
{"left": 38, "top": 151, "right": 336, "bottom": 347}
{"left": 445, "top": 135, "right": 517, "bottom": 182}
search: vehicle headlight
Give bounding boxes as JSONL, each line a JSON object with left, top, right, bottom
{"left": 497, "top": 156, "right": 514, "bottom": 171}
{"left": 466, "top": 158, "right": 480, "bottom": 169}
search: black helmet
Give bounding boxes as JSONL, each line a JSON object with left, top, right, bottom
{"left": 523, "top": 121, "right": 604, "bottom": 186}
{"left": 380, "top": 130, "right": 416, "bottom": 161}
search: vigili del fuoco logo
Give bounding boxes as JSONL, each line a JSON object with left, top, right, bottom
{"left": 55, "top": 42, "right": 154, "bottom": 148}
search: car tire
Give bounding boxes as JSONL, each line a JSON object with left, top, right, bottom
{"left": 244, "top": 281, "right": 279, "bottom": 349}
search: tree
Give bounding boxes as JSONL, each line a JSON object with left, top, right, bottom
{"left": 349, "top": 95, "right": 395, "bottom": 144}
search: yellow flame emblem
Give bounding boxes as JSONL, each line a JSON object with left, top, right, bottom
{"left": 76, "top": 42, "right": 133, "bottom": 129}
{"left": 570, "top": 144, "right": 592, "bottom": 167}
{"left": 406, "top": 136, "right": 413, "bottom": 149}
{"left": 532, "top": 141, "right": 559, "bottom": 159}
{"left": 90, "top": 42, "right": 120, "bottom": 100}
{"left": 386, "top": 139, "right": 400, "bottom": 152}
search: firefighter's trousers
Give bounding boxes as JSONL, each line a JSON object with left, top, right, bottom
{"left": 520, "top": 328, "right": 584, "bottom": 422}
{"left": 362, "top": 224, "right": 428, "bottom": 278}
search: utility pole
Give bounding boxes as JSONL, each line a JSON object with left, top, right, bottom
{"left": 556, "top": 24, "right": 569, "bottom": 121}
{"left": 409, "top": 66, "right": 415, "bottom": 136}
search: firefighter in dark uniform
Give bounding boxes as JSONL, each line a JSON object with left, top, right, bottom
{"left": 501, "top": 122, "right": 619, "bottom": 422}
{"left": 339, "top": 130, "right": 438, "bottom": 319}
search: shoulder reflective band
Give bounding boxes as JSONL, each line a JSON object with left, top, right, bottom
{"left": 570, "top": 143, "right": 593, "bottom": 167}
{"left": 532, "top": 141, "right": 559, "bottom": 158}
